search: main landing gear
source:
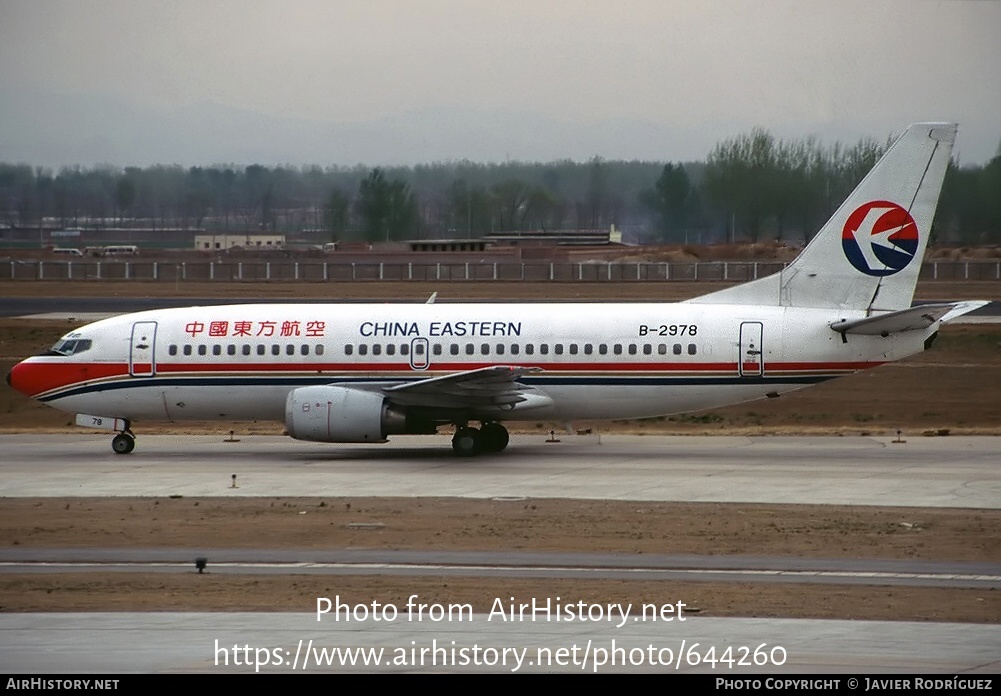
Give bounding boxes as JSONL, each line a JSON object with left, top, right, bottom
{"left": 451, "top": 422, "right": 510, "bottom": 456}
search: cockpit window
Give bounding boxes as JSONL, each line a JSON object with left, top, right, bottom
{"left": 49, "top": 339, "right": 93, "bottom": 356}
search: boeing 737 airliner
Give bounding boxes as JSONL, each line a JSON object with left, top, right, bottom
{"left": 6, "top": 123, "right": 986, "bottom": 455}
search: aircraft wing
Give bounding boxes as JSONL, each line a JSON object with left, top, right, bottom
{"left": 381, "top": 365, "right": 551, "bottom": 412}
{"left": 829, "top": 301, "right": 988, "bottom": 336}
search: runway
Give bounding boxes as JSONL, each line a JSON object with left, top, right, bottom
{"left": 0, "top": 433, "right": 997, "bottom": 508}
{"left": 2, "top": 433, "right": 999, "bottom": 673}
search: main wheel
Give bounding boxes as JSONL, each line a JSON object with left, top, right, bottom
{"left": 451, "top": 427, "right": 480, "bottom": 456}
{"left": 479, "top": 422, "right": 509, "bottom": 453}
{"left": 111, "top": 433, "right": 135, "bottom": 455}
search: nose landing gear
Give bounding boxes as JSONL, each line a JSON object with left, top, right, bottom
{"left": 111, "top": 431, "right": 136, "bottom": 455}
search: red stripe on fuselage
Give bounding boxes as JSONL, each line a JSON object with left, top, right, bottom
{"left": 9, "top": 357, "right": 884, "bottom": 399}
{"left": 7, "top": 360, "right": 127, "bottom": 398}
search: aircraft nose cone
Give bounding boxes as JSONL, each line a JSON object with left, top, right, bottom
{"left": 7, "top": 361, "right": 34, "bottom": 397}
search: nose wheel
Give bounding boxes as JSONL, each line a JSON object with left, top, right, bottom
{"left": 111, "top": 432, "right": 136, "bottom": 455}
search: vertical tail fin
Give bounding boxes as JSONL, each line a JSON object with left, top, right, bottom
{"left": 689, "top": 123, "right": 957, "bottom": 311}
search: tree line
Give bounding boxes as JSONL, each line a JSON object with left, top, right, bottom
{"left": 1, "top": 129, "right": 997, "bottom": 245}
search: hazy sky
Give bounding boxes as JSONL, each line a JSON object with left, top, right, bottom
{"left": 2, "top": 0, "right": 999, "bottom": 167}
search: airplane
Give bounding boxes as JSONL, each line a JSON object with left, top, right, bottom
{"left": 6, "top": 122, "right": 988, "bottom": 456}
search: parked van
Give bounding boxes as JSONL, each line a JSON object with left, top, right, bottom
{"left": 51, "top": 248, "right": 84, "bottom": 256}
{"left": 101, "top": 245, "right": 139, "bottom": 256}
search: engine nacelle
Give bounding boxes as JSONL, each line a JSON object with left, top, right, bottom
{"left": 285, "top": 385, "right": 406, "bottom": 443}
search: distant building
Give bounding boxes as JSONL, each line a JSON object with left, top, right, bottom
{"left": 194, "top": 234, "right": 286, "bottom": 250}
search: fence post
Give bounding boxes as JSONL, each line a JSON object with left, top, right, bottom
{"left": 964, "top": 262, "right": 969, "bottom": 280}
{"left": 324, "top": 262, "right": 328, "bottom": 281}
{"left": 153, "top": 262, "right": 158, "bottom": 281}
{"left": 493, "top": 262, "right": 498, "bottom": 280}
{"left": 408, "top": 262, "right": 412, "bottom": 280}
{"left": 97, "top": 261, "right": 102, "bottom": 280}
{"left": 209, "top": 262, "right": 214, "bottom": 281}
{"left": 693, "top": 263, "right": 698, "bottom": 281}
{"left": 295, "top": 262, "right": 299, "bottom": 281}
{"left": 549, "top": 262, "right": 554, "bottom": 281}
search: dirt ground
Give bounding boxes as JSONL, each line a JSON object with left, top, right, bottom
{"left": 1, "top": 279, "right": 999, "bottom": 621}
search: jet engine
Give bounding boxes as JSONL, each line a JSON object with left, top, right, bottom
{"left": 285, "top": 385, "right": 408, "bottom": 443}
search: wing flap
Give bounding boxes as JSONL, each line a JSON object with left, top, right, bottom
{"left": 382, "top": 365, "right": 550, "bottom": 412}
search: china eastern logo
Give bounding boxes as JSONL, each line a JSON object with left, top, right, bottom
{"left": 842, "top": 200, "right": 919, "bottom": 277}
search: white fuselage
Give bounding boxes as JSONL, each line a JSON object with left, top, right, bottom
{"left": 19, "top": 301, "right": 925, "bottom": 424}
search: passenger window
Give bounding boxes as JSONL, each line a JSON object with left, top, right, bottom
{"left": 584, "top": 344, "right": 593, "bottom": 355}
{"left": 183, "top": 345, "right": 192, "bottom": 356}
{"left": 525, "top": 344, "right": 534, "bottom": 355}
{"left": 415, "top": 344, "right": 425, "bottom": 355}
{"left": 213, "top": 344, "right": 221, "bottom": 356}
{"left": 315, "top": 345, "right": 324, "bottom": 356}
{"left": 628, "top": 344, "right": 637, "bottom": 355}
{"left": 465, "top": 344, "right": 475, "bottom": 355}
{"left": 387, "top": 344, "right": 396, "bottom": 356}
{"left": 569, "top": 344, "right": 578, "bottom": 355}
{"left": 599, "top": 344, "right": 608, "bottom": 355}
{"left": 359, "top": 345, "right": 368, "bottom": 356}
{"left": 554, "top": 344, "right": 564, "bottom": 355}
{"left": 496, "top": 344, "right": 505, "bottom": 355}
{"left": 450, "top": 344, "right": 459, "bottom": 356}
{"left": 198, "top": 345, "right": 207, "bottom": 356}
{"left": 257, "top": 344, "right": 265, "bottom": 356}
{"left": 510, "top": 344, "right": 519, "bottom": 355}
{"left": 433, "top": 344, "right": 442, "bottom": 356}
{"left": 540, "top": 344, "right": 549, "bottom": 355}
{"left": 345, "top": 344, "right": 354, "bottom": 355}
{"left": 688, "top": 344, "right": 697, "bottom": 355}
{"left": 643, "top": 344, "right": 652, "bottom": 355}
{"left": 613, "top": 344, "right": 622, "bottom": 355}
{"left": 372, "top": 344, "right": 382, "bottom": 356}
{"left": 271, "top": 344, "right": 280, "bottom": 356}
{"left": 658, "top": 344, "right": 667, "bottom": 355}
{"left": 242, "top": 345, "right": 251, "bottom": 356}
{"left": 228, "top": 345, "right": 236, "bottom": 356}
{"left": 480, "top": 343, "right": 489, "bottom": 355}
{"left": 401, "top": 344, "right": 409, "bottom": 356}
{"left": 673, "top": 344, "right": 682, "bottom": 355}
{"left": 169, "top": 345, "right": 177, "bottom": 356}
{"left": 301, "top": 345, "right": 309, "bottom": 356}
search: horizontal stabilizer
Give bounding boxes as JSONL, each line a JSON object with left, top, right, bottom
{"left": 829, "top": 301, "right": 987, "bottom": 336}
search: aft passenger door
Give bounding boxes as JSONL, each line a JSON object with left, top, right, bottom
{"left": 129, "top": 321, "right": 158, "bottom": 377}
{"left": 738, "top": 322, "right": 763, "bottom": 377}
